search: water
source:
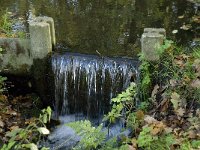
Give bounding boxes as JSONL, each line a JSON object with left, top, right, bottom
{"left": 52, "top": 52, "right": 137, "bottom": 120}
{"left": 0, "top": 1, "right": 199, "bottom": 148}
{"left": 39, "top": 53, "right": 137, "bottom": 149}
{"left": 0, "top": 0, "right": 199, "bottom": 57}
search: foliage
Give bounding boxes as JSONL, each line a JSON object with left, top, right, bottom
{"left": 132, "top": 40, "right": 200, "bottom": 150}
{"left": 0, "top": 10, "right": 26, "bottom": 38}
{"left": 1, "top": 107, "right": 51, "bottom": 150}
{"left": 66, "top": 120, "right": 106, "bottom": 150}
{"left": 138, "top": 54, "right": 151, "bottom": 99}
{"left": 137, "top": 126, "right": 174, "bottom": 150}
{"left": 103, "top": 82, "right": 137, "bottom": 124}
{"left": 71, "top": 41, "right": 200, "bottom": 150}
{"left": 0, "top": 10, "right": 12, "bottom": 36}
{"left": 0, "top": 48, "right": 7, "bottom": 94}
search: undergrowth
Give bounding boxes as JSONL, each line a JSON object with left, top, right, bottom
{"left": 2, "top": 40, "right": 200, "bottom": 149}
{"left": 1, "top": 107, "right": 51, "bottom": 150}
{"left": 0, "top": 10, "right": 26, "bottom": 38}
{"left": 65, "top": 40, "right": 200, "bottom": 150}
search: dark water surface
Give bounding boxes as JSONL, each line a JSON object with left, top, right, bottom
{"left": 0, "top": 0, "right": 199, "bottom": 57}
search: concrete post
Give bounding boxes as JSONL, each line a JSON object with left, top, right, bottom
{"left": 29, "top": 22, "right": 52, "bottom": 59}
{"left": 0, "top": 16, "right": 56, "bottom": 75}
{"left": 144, "top": 28, "right": 166, "bottom": 37}
{"left": 35, "top": 16, "right": 56, "bottom": 47}
{"left": 141, "top": 28, "right": 166, "bottom": 61}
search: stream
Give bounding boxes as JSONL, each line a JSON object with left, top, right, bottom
{"left": 0, "top": 0, "right": 199, "bottom": 149}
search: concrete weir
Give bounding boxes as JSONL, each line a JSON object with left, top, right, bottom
{"left": 0, "top": 16, "right": 55, "bottom": 75}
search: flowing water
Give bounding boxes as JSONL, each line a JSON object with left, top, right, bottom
{"left": 0, "top": 0, "right": 199, "bottom": 149}
{"left": 52, "top": 52, "right": 137, "bottom": 119}
{"left": 43, "top": 53, "right": 137, "bottom": 149}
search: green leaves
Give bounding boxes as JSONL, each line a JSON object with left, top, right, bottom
{"left": 2, "top": 107, "right": 52, "bottom": 150}
{"left": 39, "top": 106, "right": 52, "bottom": 124}
{"left": 66, "top": 120, "right": 106, "bottom": 150}
{"left": 103, "top": 82, "right": 136, "bottom": 123}
{"left": 156, "top": 40, "right": 173, "bottom": 56}
{"left": 137, "top": 127, "right": 155, "bottom": 148}
{"left": 22, "top": 143, "right": 38, "bottom": 150}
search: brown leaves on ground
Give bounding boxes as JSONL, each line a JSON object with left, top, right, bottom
{"left": 128, "top": 51, "right": 200, "bottom": 149}
{"left": 0, "top": 94, "right": 40, "bottom": 143}
{"left": 192, "top": 15, "right": 200, "bottom": 24}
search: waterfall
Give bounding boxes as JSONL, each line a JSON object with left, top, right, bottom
{"left": 52, "top": 52, "right": 137, "bottom": 120}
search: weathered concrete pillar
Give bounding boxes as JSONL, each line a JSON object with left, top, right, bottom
{"left": 29, "top": 22, "right": 52, "bottom": 59}
{"left": 35, "top": 16, "right": 56, "bottom": 47}
{"left": 141, "top": 28, "right": 166, "bottom": 61}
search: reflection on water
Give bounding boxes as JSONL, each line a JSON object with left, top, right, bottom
{"left": 0, "top": 0, "right": 199, "bottom": 57}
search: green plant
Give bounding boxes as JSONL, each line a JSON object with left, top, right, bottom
{"left": 51, "top": 41, "right": 200, "bottom": 150}
{"left": 137, "top": 126, "right": 174, "bottom": 150}
{"left": 138, "top": 53, "right": 151, "bottom": 99}
{"left": 191, "top": 140, "right": 200, "bottom": 149}
{"left": 1, "top": 106, "right": 51, "bottom": 150}
{"left": 65, "top": 120, "right": 106, "bottom": 150}
{"left": 0, "top": 47, "right": 7, "bottom": 94}
{"left": 0, "top": 10, "right": 26, "bottom": 38}
{"left": 0, "top": 10, "right": 12, "bottom": 36}
{"left": 16, "top": 31, "right": 26, "bottom": 38}
{"left": 103, "top": 82, "right": 136, "bottom": 124}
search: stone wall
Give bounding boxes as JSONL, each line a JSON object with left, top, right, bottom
{"left": 0, "top": 16, "right": 55, "bottom": 75}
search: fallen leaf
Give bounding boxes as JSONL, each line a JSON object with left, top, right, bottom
{"left": 171, "top": 92, "right": 181, "bottom": 110}
{"left": 172, "top": 30, "right": 178, "bottom": 34}
{"left": 174, "top": 59, "right": 184, "bottom": 68}
{"left": 178, "top": 15, "right": 184, "bottom": 19}
{"left": 9, "top": 126, "right": 19, "bottom": 131}
{"left": 175, "top": 108, "right": 185, "bottom": 116}
{"left": 151, "top": 84, "right": 159, "bottom": 100}
{"left": 160, "top": 99, "right": 169, "bottom": 112}
{"left": 190, "top": 79, "right": 200, "bottom": 88}
{"left": 192, "top": 15, "right": 200, "bottom": 23}
{"left": 136, "top": 110, "right": 144, "bottom": 120}
{"left": 188, "top": 130, "right": 196, "bottom": 139}
{"left": 37, "top": 127, "right": 50, "bottom": 135}
{"left": 129, "top": 145, "right": 136, "bottom": 150}
{"left": 151, "top": 127, "right": 161, "bottom": 135}
{"left": 183, "top": 75, "right": 191, "bottom": 83}
{"left": 144, "top": 115, "right": 158, "bottom": 124}
{"left": 192, "top": 59, "right": 200, "bottom": 76}
{"left": 180, "top": 24, "right": 192, "bottom": 30}
{"left": 5, "top": 109, "right": 17, "bottom": 116}
{"left": 131, "top": 138, "right": 137, "bottom": 148}
{"left": 0, "top": 120, "right": 4, "bottom": 127}
{"left": 170, "top": 79, "right": 178, "bottom": 87}
{"left": 164, "top": 127, "right": 173, "bottom": 134}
